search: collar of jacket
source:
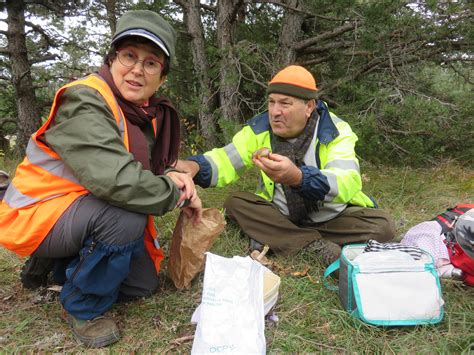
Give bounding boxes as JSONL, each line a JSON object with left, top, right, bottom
{"left": 247, "top": 99, "right": 339, "bottom": 144}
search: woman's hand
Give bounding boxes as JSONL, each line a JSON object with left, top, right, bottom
{"left": 166, "top": 171, "right": 196, "bottom": 207}
{"left": 166, "top": 170, "right": 203, "bottom": 225}
{"left": 182, "top": 190, "right": 203, "bottom": 226}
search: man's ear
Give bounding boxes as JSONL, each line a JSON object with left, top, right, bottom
{"left": 305, "top": 99, "right": 316, "bottom": 118}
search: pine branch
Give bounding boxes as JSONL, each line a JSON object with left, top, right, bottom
{"left": 301, "top": 41, "right": 353, "bottom": 55}
{"left": 173, "top": 0, "right": 187, "bottom": 8}
{"left": 297, "top": 55, "right": 332, "bottom": 67}
{"left": 200, "top": 3, "right": 216, "bottom": 12}
{"left": 0, "top": 117, "right": 17, "bottom": 128}
{"left": 25, "top": 20, "right": 60, "bottom": 49}
{"left": 250, "top": 0, "right": 327, "bottom": 19}
{"left": 29, "top": 54, "right": 59, "bottom": 64}
{"left": 24, "top": 0, "right": 64, "bottom": 15}
{"left": 295, "top": 22, "right": 358, "bottom": 52}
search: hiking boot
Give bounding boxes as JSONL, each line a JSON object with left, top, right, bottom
{"left": 63, "top": 310, "right": 120, "bottom": 348}
{"left": 20, "top": 256, "right": 54, "bottom": 289}
{"left": 305, "top": 239, "right": 341, "bottom": 267}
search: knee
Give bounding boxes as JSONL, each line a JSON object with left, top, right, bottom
{"left": 371, "top": 212, "right": 397, "bottom": 243}
{"left": 223, "top": 192, "right": 252, "bottom": 218}
{"left": 95, "top": 206, "right": 148, "bottom": 246}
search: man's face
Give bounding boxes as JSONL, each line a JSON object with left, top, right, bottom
{"left": 268, "top": 93, "right": 315, "bottom": 138}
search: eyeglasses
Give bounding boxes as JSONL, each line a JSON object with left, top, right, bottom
{"left": 116, "top": 49, "right": 164, "bottom": 75}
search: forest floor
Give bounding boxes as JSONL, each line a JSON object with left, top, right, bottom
{"left": 0, "top": 160, "right": 473, "bottom": 352}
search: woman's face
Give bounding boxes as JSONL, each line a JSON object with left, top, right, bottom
{"left": 110, "top": 42, "right": 167, "bottom": 105}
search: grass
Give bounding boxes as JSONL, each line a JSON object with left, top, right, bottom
{"left": 0, "top": 160, "right": 473, "bottom": 352}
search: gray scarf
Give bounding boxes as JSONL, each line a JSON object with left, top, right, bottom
{"left": 271, "top": 110, "right": 319, "bottom": 225}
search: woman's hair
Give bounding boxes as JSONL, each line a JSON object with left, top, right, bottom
{"left": 103, "top": 36, "right": 170, "bottom": 77}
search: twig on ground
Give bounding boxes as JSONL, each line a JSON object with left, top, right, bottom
{"left": 292, "top": 334, "right": 347, "bottom": 351}
{"left": 165, "top": 334, "right": 195, "bottom": 352}
{"left": 286, "top": 301, "right": 316, "bottom": 316}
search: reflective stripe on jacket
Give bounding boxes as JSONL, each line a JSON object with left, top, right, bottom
{"left": 190, "top": 100, "right": 374, "bottom": 220}
{"left": 0, "top": 74, "right": 164, "bottom": 272}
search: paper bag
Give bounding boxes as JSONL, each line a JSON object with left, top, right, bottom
{"left": 168, "top": 208, "right": 226, "bottom": 289}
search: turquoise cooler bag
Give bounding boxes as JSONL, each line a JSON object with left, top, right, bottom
{"left": 324, "top": 244, "right": 444, "bottom": 326}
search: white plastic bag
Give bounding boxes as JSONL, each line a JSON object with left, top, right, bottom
{"left": 191, "top": 253, "right": 266, "bottom": 354}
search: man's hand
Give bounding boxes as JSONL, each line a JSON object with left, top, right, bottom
{"left": 252, "top": 153, "right": 303, "bottom": 187}
{"left": 166, "top": 171, "right": 196, "bottom": 207}
{"left": 175, "top": 159, "right": 200, "bottom": 178}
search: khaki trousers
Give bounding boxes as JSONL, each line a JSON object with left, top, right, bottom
{"left": 224, "top": 192, "right": 396, "bottom": 256}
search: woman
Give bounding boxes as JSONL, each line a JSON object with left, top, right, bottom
{"left": 0, "top": 10, "right": 201, "bottom": 348}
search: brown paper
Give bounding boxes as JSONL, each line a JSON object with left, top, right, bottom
{"left": 168, "top": 208, "right": 226, "bottom": 289}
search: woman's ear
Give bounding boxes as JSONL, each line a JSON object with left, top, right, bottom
{"left": 156, "top": 75, "right": 167, "bottom": 91}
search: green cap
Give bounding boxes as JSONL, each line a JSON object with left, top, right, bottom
{"left": 111, "top": 10, "right": 176, "bottom": 59}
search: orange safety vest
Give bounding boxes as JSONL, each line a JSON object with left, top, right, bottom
{"left": 0, "top": 74, "right": 164, "bottom": 273}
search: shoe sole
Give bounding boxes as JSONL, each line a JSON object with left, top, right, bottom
{"left": 72, "top": 329, "right": 120, "bottom": 348}
{"left": 63, "top": 312, "right": 120, "bottom": 348}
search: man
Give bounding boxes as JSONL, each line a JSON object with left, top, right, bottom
{"left": 177, "top": 65, "right": 395, "bottom": 265}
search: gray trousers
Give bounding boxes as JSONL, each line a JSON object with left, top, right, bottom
{"left": 33, "top": 194, "right": 159, "bottom": 298}
{"left": 224, "top": 192, "right": 396, "bottom": 255}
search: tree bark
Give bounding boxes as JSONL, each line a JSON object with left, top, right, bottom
{"left": 104, "top": 0, "right": 117, "bottom": 35}
{"left": 6, "top": 0, "right": 41, "bottom": 155}
{"left": 175, "top": 0, "right": 218, "bottom": 148}
{"left": 275, "top": 0, "right": 305, "bottom": 68}
{"left": 216, "top": 0, "right": 243, "bottom": 141}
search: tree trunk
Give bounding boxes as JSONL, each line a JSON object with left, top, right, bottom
{"left": 176, "top": 0, "right": 218, "bottom": 148}
{"left": 6, "top": 0, "right": 41, "bottom": 155}
{"left": 104, "top": 0, "right": 117, "bottom": 34}
{"left": 275, "top": 0, "right": 305, "bottom": 68}
{"left": 216, "top": 0, "right": 242, "bottom": 141}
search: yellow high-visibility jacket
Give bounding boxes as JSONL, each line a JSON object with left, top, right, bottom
{"left": 189, "top": 100, "right": 375, "bottom": 222}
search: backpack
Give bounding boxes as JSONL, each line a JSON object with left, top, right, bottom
{"left": 448, "top": 243, "right": 474, "bottom": 286}
{"left": 433, "top": 204, "right": 474, "bottom": 234}
{"left": 435, "top": 204, "right": 474, "bottom": 286}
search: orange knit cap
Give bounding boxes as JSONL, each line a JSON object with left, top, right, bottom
{"left": 267, "top": 65, "right": 317, "bottom": 100}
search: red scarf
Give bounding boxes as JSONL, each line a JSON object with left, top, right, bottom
{"left": 98, "top": 64, "right": 180, "bottom": 175}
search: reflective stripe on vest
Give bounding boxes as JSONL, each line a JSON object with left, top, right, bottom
{"left": 3, "top": 75, "right": 127, "bottom": 209}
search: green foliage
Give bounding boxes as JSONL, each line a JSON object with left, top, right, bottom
{"left": 336, "top": 63, "right": 474, "bottom": 166}
{"left": 1, "top": 0, "right": 472, "bottom": 164}
{"left": 0, "top": 85, "right": 16, "bottom": 131}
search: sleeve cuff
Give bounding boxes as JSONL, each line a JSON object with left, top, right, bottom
{"left": 292, "top": 165, "right": 330, "bottom": 201}
{"left": 187, "top": 155, "right": 212, "bottom": 188}
{"left": 164, "top": 167, "right": 178, "bottom": 174}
